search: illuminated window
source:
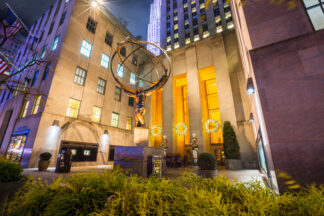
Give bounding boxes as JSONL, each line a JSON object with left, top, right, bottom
{"left": 40, "top": 45, "right": 47, "bottom": 59}
{"left": 101, "top": 53, "right": 110, "bottom": 69}
{"left": 92, "top": 106, "right": 102, "bottom": 123}
{"left": 167, "top": 36, "right": 171, "bottom": 42}
{"left": 167, "top": 45, "right": 172, "bottom": 51}
{"left": 42, "top": 64, "right": 50, "bottom": 80}
{"left": 185, "top": 38, "right": 191, "bottom": 44}
{"left": 225, "top": 11, "right": 232, "bottom": 19}
{"left": 174, "top": 42, "right": 180, "bottom": 49}
{"left": 111, "top": 112, "right": 119, "bottom": 127}
{"left": 31, "top": 71, "right": 39, "bottom": 87}
{"left": 126, "top": 117, "right": 132, "bottom": 130}
{"left": 80, "top": 40, "right": 92, "bottom": 58}
{"left": 174, "top": 33, "right": 179, "bottom": 38}
{"left": 130, "top": 73, "right": 136, "bottom": 85}
{"left": 66, "top": 98, "right": 80, "bottom": 118}
{"left": 194, "top": 34, "right": 200, "bottom": 41}
{"left": 183, "top": 3, "right": 188, "bottom": 8}
{"left": 74, "top": 67, "right": 87, "bottom": 85}
{"left": 32, "top": 95, "right": 42, "bottom": 114}
{"left": 86, "top": 17, "right": 97, "bottom": 33}
{"left": 200, "top": 3, "right": 205, "bottom": 9}
{"left": 216, "top": 25, "right": 223, "bottom": 33}
{"left": 114, "top": 86, "right": 122, "bottom": 101}
{"left": 192, "top": 7, "right": 197, "bottom": 12}
{"left": 51, "top": 35, "right": 59, "bottom": 50}
{"left": 203, "top": 31, "right": 210, "bottom": 38}
{"left": 96, "top": 78, "right": 106, "bottom": 94}
{"left": 117, "top": 64, "right": 124, "bottom": 78}
{"left": 174, "top": 24, "right": 179, "bottom": 29}
{"left": 303, "top": 0, "right": 324, "bottom": 30}
{"left": 20, "top": 97, "right": 29, "bottom": 118}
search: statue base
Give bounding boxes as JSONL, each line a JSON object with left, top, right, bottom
{"left": 134, "top": 127, "right": 149, "bottom": 147}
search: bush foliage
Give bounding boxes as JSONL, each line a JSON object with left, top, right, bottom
{"left": 198, "top": 152, "right": 217, "bottom": 170}
{"left": 5, "top": 169, "right": 324, "bottom": 216}
{"left": 39, "top": 152, "right": 52, "bottom": 161}
{"left": 0, "top": 155, "right": 23, "bottom": 182}
{"left": 223, "top": 121, "right": 241, "bottom": 159}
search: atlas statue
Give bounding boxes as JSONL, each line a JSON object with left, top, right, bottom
{"left": 110, "top": 39, "right": 171, "bottom": 127}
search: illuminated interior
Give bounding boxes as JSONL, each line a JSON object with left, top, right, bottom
{"left": 199, "top": 66, "right": 224, "bottom": 161}
{"left": 173, "top": 74, "right": 190, "bottom": 158}
{"left": 150, "top": 89, "right": 163, "bottom": 147}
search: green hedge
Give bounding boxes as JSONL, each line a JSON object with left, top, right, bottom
{"left": 5, "top": 169, "right": 324, "bottom": 216}
{"left": 198, "top": 152, "right": 217, "bottom": 170}
{"left": 0, "top": 155, "right": 23, "bottom": 183}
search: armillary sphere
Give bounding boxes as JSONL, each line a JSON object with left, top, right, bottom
{"left": 110, "top": 39, "right": 171, "bottom": 127}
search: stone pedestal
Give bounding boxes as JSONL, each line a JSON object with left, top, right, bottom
{"left": 134, "top": 127, "right": 149, "bottom": 147}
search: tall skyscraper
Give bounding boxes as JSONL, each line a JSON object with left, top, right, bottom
{"left": 161, "top": 0, "right": 234, "bottom": 51}
{"left": 147, "top": 0, "right": 162, "bottom": 55}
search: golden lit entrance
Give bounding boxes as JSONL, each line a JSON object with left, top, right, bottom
{"left": 199, "top": 66, "right": 224, "bottom": 162}
{"left": 149, "top": 89, "right": 163, "bottom": 147}
{"left": 173, "top": 74, "right": 190, "bottom": 158}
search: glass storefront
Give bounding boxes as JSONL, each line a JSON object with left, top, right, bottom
{"left": 60, "top": 141, "right": 98, "bottom": 162}
{"left": 6, "top": 129, "right": 29, "bottom": 162}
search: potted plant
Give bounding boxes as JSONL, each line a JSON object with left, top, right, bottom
{"left": 197, "top": 152, "right": 217, "bottom": 178}
{"left": 38, "top": 152, "right": 52, "bottom": 171}
{"left": 223, "top": 121, "right": 242, "bottom": 170}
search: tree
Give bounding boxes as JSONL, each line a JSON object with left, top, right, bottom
{"left": 223, "top": 121, "right": 240, "bottom": 159}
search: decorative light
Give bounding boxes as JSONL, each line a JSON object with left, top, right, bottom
{"left": 246, "top": 77, "right": 255, "bottom": 94}
{"left": 91, "top": 1, "right": 98, "bottom": 8}
{"left": 249, "top": 113, "right": 254, "bottom": 122}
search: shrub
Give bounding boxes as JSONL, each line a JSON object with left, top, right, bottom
{"left": 39, "top": 152, "right": 52, "bottom": 161}
{"left": 223, "top": 121, "right": 240, "bottom": 159}
{"left": 197, "top": 152, "right": 217, "bottom": 170}
{"left": 0, "top": 155, "right": 23, "bottom": 182}
{"left": 5, "top": 169, "right": 324, "bottom": 216}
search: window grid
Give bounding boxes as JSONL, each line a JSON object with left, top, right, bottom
{"left": 80, "top": 40, "right": 92, "bottom": 58}
{"left": 114, "top": 86, "right": 122, "bottom": 101}
{"left": 74, "top": 67, "right": 87, "bottom": 85}
{"left": 130, "top": 73, "right": 136, "bottom": 85}
{"left": 105, "top": 32, "right": 113, "bottom": 46}
{"left": 32, "top": 95, "right": 42, "bottom": 114}
{"left": 52, "top": 35, "right": 60, "bottom": 50}
{"left": 92, "top": 106, "right": 102, "bottom": 123}
{"left": 126, "top": 117, "right": 132, "bottom": 130}
{"left": 117, "top": 64, "right": 124, "bottom": 78}
{"left": 101, "top": 53, "right": 110, "bottom": 69}
{"left": 86, "top": 17, "right": 97, "bottom": 33}
{"left": 111, "top": 112, "right": 119, "bottom": 127}
{"left": 96, "top": 78, "right": 106, "bottom": 94}
{"left": 66, "top": 98, "right": 80, "bottom": 118}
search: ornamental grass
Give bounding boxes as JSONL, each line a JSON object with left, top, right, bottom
{"left": 4, "top": 169, "right": 324, "bottom": 216}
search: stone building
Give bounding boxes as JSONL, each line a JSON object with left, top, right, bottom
{"left": 0, "top": 0, "right": 141, "bottom": 168}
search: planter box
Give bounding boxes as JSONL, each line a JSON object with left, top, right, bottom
{"left": 197, "top": 169, "right": 218, "bottom": 179}
{"left": 38, "top": 160, "right": 50, "bottom": 171}
{"left": 225, "top": 159, "right": 242, "bottom": 170}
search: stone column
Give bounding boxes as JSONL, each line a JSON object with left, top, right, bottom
{"left": 162, "top": 68, "right": 175, "bottom": 153}
{"left": 185, "top": 46, "right": 205, "bottom": 152}
{"left": 211, "top": 37, "right": 238, "bottom": 130}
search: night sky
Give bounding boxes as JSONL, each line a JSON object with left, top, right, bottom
{"left": 0, "top": 0, "right": 152, "bottom": 40}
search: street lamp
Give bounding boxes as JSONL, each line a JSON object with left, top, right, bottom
{"left": 246, "top": 77, "right": 255, "bottom": 94}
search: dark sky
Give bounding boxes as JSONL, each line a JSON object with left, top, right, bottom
{"left": 0, "top": 0, "right": 152, "bottom": 40}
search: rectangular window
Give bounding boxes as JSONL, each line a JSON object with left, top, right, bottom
{"left": 32, "top": 95, "right": 42, "bottom": 114}
{"left": 32, "top": 71, "right": 39, "bottom": 86}
{"left": 105, "top": 31, "right": 113, "bottom": 46}
{"left": 80, "top": 40, "right": 92, "bottom": 58}
{"left": 54, "top": 0, "right": 62, "bottom": 17}
{"left": 130, "top": 73, "right": 136, "bottom": 85}
{"left": 117, "top": 64, "right": 124, "bottom": 78}
{"left": 100, "top": 53, "right": 110, "bottom": 69}
{"left": 92, "top": 106, "right": 102, "bottom": 123}
{"left": 59, "top": 11, "right": 66, "bottom": 26}
{"left": 96, "top": 78, "right": 106, "bottom": 94}
{"left": 120, "top": 47, "right": 126, "bottom": 57}
{"left": 86, "top": 17, "right": 97, "bottom": 33}
{"left": 20, "top": 97, "right": 29, "bottom": 118}
{"left": 126, "top": 117, "right": 132, "bottom": 130}
{"left": 132, "top": 55, "right": 138, "bottom": 65}
{"left": 128, "top": 97, "right": 134, "bottom": 107}
{"left": 114, "top": 86, "right": 122, "bottom": 101}
{"left": 66, "top": 98, "right": 80, "bottom": 118}
{"left": 51, "top": 35, "right": 60, "bottom": 50}
{"left": 303, "top": 0, "right": 324, "bottom": 30}
{"left": 74, "top": 67, "right": 87, "bottom": 85}
{"left": 42, "top": 64, "right": 51, "bottom": 80}
{"left": 41, "top": 45, "right": 47, "bottom": 59}
{"left": 111, "top": 112, "right": 119, "bottom": 127}
{"left": 48, "top": 22, "right": 55, "bottom": 35}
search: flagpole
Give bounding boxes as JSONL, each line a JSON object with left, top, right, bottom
{"left": 4, "top": 2, "right": 35, "bottom": 38}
